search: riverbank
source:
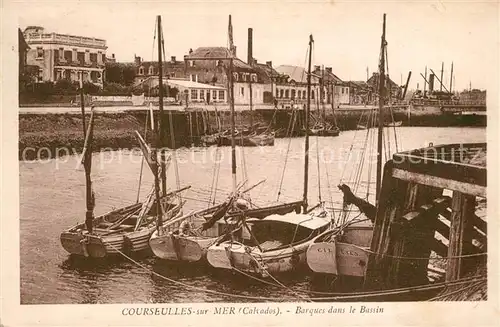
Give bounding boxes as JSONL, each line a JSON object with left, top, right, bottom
{"left": 19, "top": 109, "right": 486, "bottom": 160}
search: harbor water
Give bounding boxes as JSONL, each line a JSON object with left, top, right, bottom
{"left": 20, "top": 127, "right": 486, "bottom": 304}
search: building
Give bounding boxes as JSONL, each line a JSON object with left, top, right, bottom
{"left": 133, "top": 55, "right": 186, "bottom": 85}
{"left": 367, "top": 72, "right": 401, "bottom": 101}
{"left": 347, "top": 81, "right": 372, "bottom": 104}
{"left": 274, "top": 65, "right": 318, "bottom": 107}
{"left": 23, "top": 26, "right": 107, "bottom": 87}
{"left": 184, "top": 46, "right": 266, "bottom": 105}
{"left": 274, "top": 65, "right": 348, "bottom": 107}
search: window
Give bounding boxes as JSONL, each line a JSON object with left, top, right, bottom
{"left": 280, "top": 89, "right": 284, "bottom": 98}
{"left": 191, "top": 89, "right": 198, "bottom": 100}
{"left": 311, "top": 91, "right": 315, "bottom": 99}
{"left": 218, "top": 90, "right": 225, "bottom": 101}
{"left": 276, "top": 88, "right": 279, "bottom": 97}
{"left": 200, "top": 90, "right": 205, "bottom": 100}
{"left": 138, "top": 67, "right": 144, "bottom": 75}
{"left": 212, "top": 90, "right": 217, "bottom": 100}
{"left": 251, "top": 74, "right": 257, "bottom": 82}
{"left": 149, "top": 66, "right": 154, "bottom": 75}
{"left": 37, "top": 68, "right": 43, "bottom": 82}
{"left": 341, "top": 88, "right": 344, "bottom": 94}
{"left": 240, "top": 87, "right": 244, "bottom": 97}
{"left": 233, "top": 72, "right": 239, "bottom": 82}
{"left": 190, "top": 60, "right": 195, "bottom": 67}
{"left": 36, "top": 47, "right": 44, "bottom": 59}
{"left": 291, "top": 89, "right": 296, "bottom": 99}
{"left": 297, "top": 90, "right": 301, "bottom": 99}
{"left": 190, "top": 74, "right": 197, "bottom": 82}
{"left": 285, "top": 89, "right": 289, "bottom": 98}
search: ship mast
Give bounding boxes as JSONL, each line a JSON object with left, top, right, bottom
{"left": 228, "top": 15, "right": 237, "bottom": 195}
{"left": 303, "top": 34, "right": 313, "bottom": 213}
{"left": 376, "top": 14, "right": 386, "bottom": 205}
{"left": 153, "top": 15, "right": 164, "bottom": 232}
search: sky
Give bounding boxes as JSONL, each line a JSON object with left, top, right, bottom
{"left": 9, "top": 0, "right": 499, "bottom": 91}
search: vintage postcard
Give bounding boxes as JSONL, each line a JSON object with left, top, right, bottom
{"left": 1, "top": 0, "right": 498, "bottom": 326}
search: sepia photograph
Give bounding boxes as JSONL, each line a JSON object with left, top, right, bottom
{"left": 1, "top": 0, "right": 498, "bottom": 325}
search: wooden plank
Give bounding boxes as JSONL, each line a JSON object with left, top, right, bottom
{"left": 431, "top": 238, "right": 448, "bottom": 257}
{"left": 364, "top": 160, "right": 406, "bottom": 290}
{"left": 446, "top": 191, "right": 476, "bottom": 281}
{"left": 402, "top": 196, "right": 451, "bottom": 222}
{"left": 392, "top": 145, "right": 487, "bottom": 187}
{"left": 392, "top": 168, "right": 486, "bottom": 197}
{"left": 471, "top": 214, "right": 487, "bottom": 234}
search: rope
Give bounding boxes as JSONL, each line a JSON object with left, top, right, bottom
{"left": 136, "top": 110, "right": 149, "bottom": 203}
{"left": 315, "top": 136, "right": 322, "bottom": 204}
{"left": 428, "top": 280, "right": 486, "bottom": 301}
{"left": 354, "top": 244, "right": 487, "bottom": 260}
{"left": 276, "top": 108, "right": 296, "bottom": 202}
{"left": 106, "top": 242, "right": 488, "bottom": 301}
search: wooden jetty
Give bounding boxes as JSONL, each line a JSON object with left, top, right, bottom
{"left": 364, "top": 142, "right": 487, "bottom": 293}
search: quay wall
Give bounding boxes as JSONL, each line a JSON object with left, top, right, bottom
{"left": 18, "top": 108, "right": 486, "bottom": 160}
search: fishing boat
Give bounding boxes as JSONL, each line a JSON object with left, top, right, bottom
{"left": 207, "top": 34, "right": 331, "bottom": 276}
{"left": 219, "top": 128, "right": 275, "bottom": 147}
{"left": 384, "top": 120, "right": 402, "bottom": 127}
{"left": 306, "top": 13, "right": 392, "bottom": 278}
{"left": 149, "top": 15, "right": 301, "bottom": 263}
{"left": 60, "top": 75, "right": 184, "bottom": 258}
{"left": 310, "top": 123, "right": 340, "bottom": 137}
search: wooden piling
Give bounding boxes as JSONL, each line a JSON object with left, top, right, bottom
{"left": 446, "top": 192, "right": 476, "bottom": 281}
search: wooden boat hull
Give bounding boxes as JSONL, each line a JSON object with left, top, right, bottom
{"left": 306, "top": 225, "right": 372, "bottom": 277}
{"left": 206, "top": 241, "right": 308, "bottom": 276}
{"left": 384, "top": 121, "right": 403, "bottom": 127}
{"left": 150, "top": 201, "right": 301, "bottom": 262}
{"left": 219, "top": 133, "right": 274, "bottom": 147}
{"left": 60, "top": 200, "right": 183, "bottom": 258}
{"left": 150, "top": 233, "right": 216, "bottom": 262}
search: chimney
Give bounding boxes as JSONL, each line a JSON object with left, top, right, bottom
{"left": 253, "top": 58, "right": 258, "bottom": 65}
{"left": 189, "top": 48, "right": 193, "bottom": 54}
{"left": 314, "top": 65, "right": 321, "bottom": 72}
{"left": 134, "top": 55, "right": 141, "bottom": 65}
{"left": 247, "top": 28, "right": 253, "bottom": 65}
{"left": 428, "top": 73, "right": 435, "bottom": 92}
{"left": 112, "top": 53, "right": 115, "bottom": 59}
{"left": 266, "top": 61, "right": 272, "bottom": 68}
{"left": 171, "top": 56, "right": 176, "bottom": 63}
{"left": 326, "top": 67, "right": 332, "bottom": 74}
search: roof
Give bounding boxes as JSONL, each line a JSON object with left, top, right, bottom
{"left": 367, "top": 73, "right": 399, "bottom": 89}
{"left": 186, "top": 47, "right": 254, "bottom": 71}
{"left": 253, "top": 62, "right": 279, "bottom": 83}
{"left": 166, "top": 79, "right": 225, "bottom": 90}
{"left": 247, "top": 212, "right": 330, "bottom": 230}
{"left": 275, "top": 65, "right": 321, "bottom": 84}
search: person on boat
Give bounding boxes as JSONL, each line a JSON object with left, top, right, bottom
{"left": 337, "top": 184, "right": 376, "bottom": 223}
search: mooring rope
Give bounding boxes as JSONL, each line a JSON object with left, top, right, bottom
{"left": 106, "top": 242, "right": 487, "bottom": 301}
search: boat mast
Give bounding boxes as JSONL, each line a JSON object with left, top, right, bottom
{"left": 80, "top": 76, "right": 95, "bottom": 233}
{"left": 153, "top": 15, "right": 164, "bottom": 232}
{"left": 303, "top": 34, "right": 313, "bottom": 213}
{"left": 228, "top": 15, "right": 237, "bottom": 195}
{"left": 450, "top": 62, "right": 454, "bottom": 93}
{"left": 376, "top": 14, "right": 386, "bottom": 206}
{"left": 158, "top": 15, "right": 167, "bottom": 196}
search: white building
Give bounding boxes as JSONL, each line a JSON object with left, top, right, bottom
{"left": 23, "top": 26, "right": 107, "bottom": 87}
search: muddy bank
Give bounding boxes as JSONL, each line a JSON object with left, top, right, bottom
{"left": 19, "top": 109, "right": 486, "bottom": 160}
